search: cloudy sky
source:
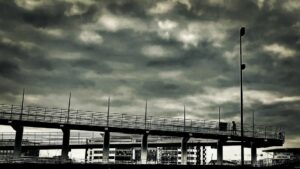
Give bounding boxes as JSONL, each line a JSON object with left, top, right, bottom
{"left": 0, "top": 0, "right": 300, "bottom": 152}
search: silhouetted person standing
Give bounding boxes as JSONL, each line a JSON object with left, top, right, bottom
{"left": 232, "top": 121, "right": 237, "bottom": 135}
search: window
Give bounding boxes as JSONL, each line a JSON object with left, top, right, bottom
{"left": 94, "top": 156, "right": 102, "bottom": 159}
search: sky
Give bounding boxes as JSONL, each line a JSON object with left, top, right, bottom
{"left": 0, "top": 0, "right": 300, "bottom": 160}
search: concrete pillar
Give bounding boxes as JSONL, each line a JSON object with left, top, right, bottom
{"left": 181, "top": 136, "right": 190, "bottom": 165}
{"left": 103, "top": 130, "right": 110, "bottom": 163}
{"left": 217, "top": 140, "right": 223, "bottom": 165}
{"left": 141, "top": 133, "right": 148, "bottom": 164}
{"left": 12, "top": 125, "right": 24, "bottom": 158}
{"left": 251, "top": 142, "right": 257, "bottom": 166}
{"left": 61, "top": 128, "right": 70, "bottom": 159}
{"left": 202, "top": 146, "right": 207, "bottom": 165}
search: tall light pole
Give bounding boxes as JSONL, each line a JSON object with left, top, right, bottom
{"left": 240, "top": 27, "right": 246, "bottom": 166}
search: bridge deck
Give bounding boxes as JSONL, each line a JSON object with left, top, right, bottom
{"left": 0, "top": 104, "right": 284, "bottom": 147}
{"left": 0, "top": 132, "right": 247, "bottom": 150}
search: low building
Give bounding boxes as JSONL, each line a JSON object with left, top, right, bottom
{"left": 262, "top": 148, "right": 300, "bottom": 166}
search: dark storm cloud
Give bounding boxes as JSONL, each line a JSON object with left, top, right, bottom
{"left": 0, "top": 60, "right": 19, "bottom": 78}
{"left": 0, "top": 0, "right": 299, "bottom": 145}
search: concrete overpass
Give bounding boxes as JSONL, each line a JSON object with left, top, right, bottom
{"left": 0, "top": 103, "right": 285, "bottom": 165}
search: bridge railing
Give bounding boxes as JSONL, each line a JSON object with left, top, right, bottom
{"left": 0, "top": 132, "right": 204, "bottom": 147}
{"left": 0, "top": 104, "right": 284, "bottom": 141}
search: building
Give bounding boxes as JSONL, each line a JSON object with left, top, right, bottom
{"left": 262, "top": 148, "right": 300, "bottom": 166}
{"left": 177, "top": 146, "right": 199, "bottom": 165}
{"left": 87, "top": 148, "right": 116, "bottom": 163}
{"left": 0, "top": 139, "right": 39, "bottom": 161}
{"left": 85, "top": 136, "right": 205, "bottom": 165}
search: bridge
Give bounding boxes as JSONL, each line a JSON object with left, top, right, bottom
{"left": 0, "top": 131, "right": 249, "bottom": 150}
{"left": 0, "top": 103, "right": 285, "bottom": 165}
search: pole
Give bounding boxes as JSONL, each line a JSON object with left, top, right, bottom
{"left": 20, "top": 88, "right": 25, "bottom": 120}
{"left": 145, "top": 100, "right": 147, "bottom": 129}
{"left": 107, "top": 97, "right": 110, "bottom": 127}
{"left": 240, "top": 27, "right": 245, "bottom": 166}
{"left": 67, "top": 92, "right": 71, "bottom": 124}
{"left": 218, "top": 106, "right": 220, "bottom": 127}
{"left": 253, "top": 111, "right": 255, "bottom": 137}
{"left": 184, "top": 104, "right": 186, "bottom": 131}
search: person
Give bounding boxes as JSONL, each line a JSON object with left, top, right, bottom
{"left": 232, "top": 121, "right": 237, "bottom": 135}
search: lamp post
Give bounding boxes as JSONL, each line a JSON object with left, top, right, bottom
{"left": 240, "top": 27, "right": 246, "bottom": 166}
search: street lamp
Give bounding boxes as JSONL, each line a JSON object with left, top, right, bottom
{"left": 240, "top": 27, "right": 246, "bottom": 166}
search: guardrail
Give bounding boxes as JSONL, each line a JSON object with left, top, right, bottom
{"left": 0, "top": 104, "right": 285, "bottom": 141}
{"left": 0, "top": 132, "right": 196, "bottom": 146}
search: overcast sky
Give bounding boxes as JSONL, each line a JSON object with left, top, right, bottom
{"left": 0, "top": 0, "right": 299, "bottom": 148}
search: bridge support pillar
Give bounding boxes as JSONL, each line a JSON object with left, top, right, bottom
{"left": 103, "top": 130, "right": 110, "bottom": 164}
{"left": 181, "top": 136, "right": 190, "bottom": 165}
{"left": 141, "top": 133, "right": 148, "bottom": 164}
{"left": 251, "top": 142, "right": 257, "bottom": 166}
{"left": 12, "top": 125, "right": 23, "bottom": 158}
{"left": 217, "top": 140, "right": 223, "bottom": 165}
{"left": 61, "top": 128, "right": 70, "bottom": 160}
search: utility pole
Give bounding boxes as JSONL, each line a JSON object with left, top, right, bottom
{"left": 20, "top": 88, "right": 25, "bottom": 120}
{"left": 67, "top": 92, "right": 71, "bottom": 123}
{"left": 240, "top": 27, "right": 246, "bottom": 166}
{"left": 145, "top": 100, "right": 147, "bottom": 129}
{"left": 107, "top": 97, "right": 110, "bottom": 127}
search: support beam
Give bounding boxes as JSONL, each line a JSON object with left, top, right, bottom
{"left": 103, "top": 130, "right": 110, "bottom": 163}
{"left": 217, "top": 140, "right": 223, "bottom": 165}
{"left": 202, "top": 146, "right": 207, "bottom": 165}
{"left": 61, "top": 128, "right": 70, "bottom": 159}
{"left": 251, "top": 142, "right": 257, "bottom": 166}
{"left": 141, "top": 133, "right": 148, "bottom": 164}
{"left": 181, "top": 136, "right": 190, "bottom": 165}
{"left": 12, "top": 125, "right": 23, "bottom": 158}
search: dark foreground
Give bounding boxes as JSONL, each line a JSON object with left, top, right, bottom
{"left": 0, "top": 164, "right": 299, "bottom": 169}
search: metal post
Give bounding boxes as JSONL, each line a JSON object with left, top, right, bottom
{"left": 121, "top": 114, "right": 124, "bottom": 127}
{"left": 67, "top": 93, "right": 71, "bottom": 124}
{"left": 135, "top": 115, "right": 138, "bottom": 128}
{"left": 184, "top": 105, "right": 186, "bottom": 131}
{"left": 145, "top": 100, "right": 147, "bottom": 129}
{"left": 20, "top": 88, "right": 25, "bottom": 120}
{"left": 253, "top": 111, "right": 255, "bottom": 137}
{"left": 44, "top": 108, "right": 46, "bottom": 121}
{"left": 239, "top": 27, "right": 246, "bottom": 166}
{"left": 107, "top": 97, "right": 110, "bottom": 127}
{"left": 218, "top": 106, "right": 221, "bottom": 126}
{"left": 60, "top": 109, "right": 63, "bottom": 123}
{"left": 10, "top": 105, "right": 13, "bottom": 120}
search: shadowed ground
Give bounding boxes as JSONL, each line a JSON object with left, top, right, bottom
{"left": 0, "top": 164, "right": 298, "bottom": 169}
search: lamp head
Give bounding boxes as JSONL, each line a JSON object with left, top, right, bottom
{"left": 240, "top": 27, "right": 245, "bottom": 36}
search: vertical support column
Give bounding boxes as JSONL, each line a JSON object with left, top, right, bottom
{"left": 12, "top": 125, "right": 24, "bottom": 158}
{"left": 85, "top": 139, "right": 88, "bottom": 164}
{"left": 217, "top": 140, "right": 223, "bottom": 165}
{"left": 103, "top": 130, "right": 110, "bottom": 163}
{"left": 202, "top": 146, "right": 206, "bottom": 165}
{"left": 181, "top": 136, "right": 190, "bottom": 165}
{"left": 196, "top": 145, "right": 201, "bottom": 165}
{"left": 61, "top": 128, "right": 70, "bottom": 159}
{"left": 251, "top": 142, "right": 257, "bottom": 166}
{"left": 141, "top": 133, "right": 148, "bottom": 164}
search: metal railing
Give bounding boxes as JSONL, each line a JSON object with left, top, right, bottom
{"left": 0, "top": 104, "right": 284, "bottom": 141}
{"left": 0, "top": 132, "right": 195, "bottom": 146}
